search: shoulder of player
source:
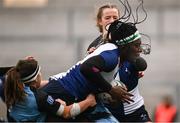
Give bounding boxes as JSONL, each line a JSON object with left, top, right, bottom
{"left": 97, "top": 43, "right": 118, "bottom": 51}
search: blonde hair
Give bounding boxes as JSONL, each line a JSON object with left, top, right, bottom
{"left": 96, "top": 4, "right": 120, "bottom": 33}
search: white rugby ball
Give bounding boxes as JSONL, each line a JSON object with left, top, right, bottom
{"left": 111, "top": 79, "right": 126, "bottom": 88}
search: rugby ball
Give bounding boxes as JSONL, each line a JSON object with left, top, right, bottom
{"left": 111, "top": 79, "right": 126, "bottom": 88}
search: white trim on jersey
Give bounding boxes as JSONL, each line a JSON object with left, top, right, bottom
{"left": 82, "top": 43, "right": 118, "bottom": 62}
{"left": 123, "top": 86, "right": 144, "bottom": 115}
{"left": 50, "top": 72, "right": 67, "bottom": 80}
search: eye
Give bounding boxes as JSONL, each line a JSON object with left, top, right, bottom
{"left": 113, "top": 16, "right": 118, "bottom": 20}
{"left": 133, "top": 43, "right": 141, "bottom": 48}
{"left": 136, "top": 44, "right": 141, "bottom": 48}
{"left": 105, "top": 16, "right": 111, "bottom": 20}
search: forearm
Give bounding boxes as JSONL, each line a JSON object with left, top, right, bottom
{"left": 35, "top": 89, "right": 93, "bottom": 119}
{"left": 62, "top": 97, "right": 95, "bottom": 119}
{"left": 62, "top": 101, "right": 89, "bottom": 119}
{"left": 77, "top": 98, "right": 93, "bottom": 113}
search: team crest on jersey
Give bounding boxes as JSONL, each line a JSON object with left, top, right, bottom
{"left": 47, "top": 95, "right": 54, "bottom": 105}
{"left": 125, "top": 68, "right": 131, "bottom": 74}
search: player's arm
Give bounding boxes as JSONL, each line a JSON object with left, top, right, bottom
{"left": 80, "top": 53, "right": 133, "bottom": 103}
{"left": 131, "top": 56, "right": 147, "bottom": 78}
{"left": 80, "top": 55, "right": 114, "bottom": 92}
{"left": 59, "top": 94, "right": 96, "bottom": 119}
{"left": 34, "top": 89, "right": 96, "bottom": 119}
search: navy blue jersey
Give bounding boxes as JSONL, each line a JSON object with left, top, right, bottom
{"left": 118, "top": 61, "right": 139, "bottom": 91}
{"left": 49, "top": 43, "right": 120, "bottom": 100}
{"left": 114, "top": 61, "right": 144, "bottom": 115}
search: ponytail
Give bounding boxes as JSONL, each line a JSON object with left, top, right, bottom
{"left": 5, "top": 67, "right": 25, "bottom": 108}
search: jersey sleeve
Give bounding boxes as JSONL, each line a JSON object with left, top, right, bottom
{"left": 99, "top": 49, "right": 119, "bottom": 72}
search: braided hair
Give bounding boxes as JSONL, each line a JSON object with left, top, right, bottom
{"left": 107, "top": 0, "right": 151, "bottom": 54}
{"left": 107, "top": 20, "right": 140, "bottom": 46}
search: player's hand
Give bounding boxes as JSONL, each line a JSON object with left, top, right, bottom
{"left": 87, "top": 47, "right": 96, "bottom": 54}
{"left": 86, "top": 94, "right": 97, "bottom": 107}
{"left": 138, "top": 71, "right": 144, "bottom": 78}
{"left": 55, "top": 99, "right": 66, "bottom": 106}
{"left": 109, "top": 86, "right": 134, "bottom": 104}
{"left": 24, "top": 56, "right": 34, "bottom": 60}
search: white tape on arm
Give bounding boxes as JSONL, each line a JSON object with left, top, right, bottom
{"left": 56, "top": 105, "right": 65, "bottom": 116}
{"left": 70, "top": 103, "right": 81, "bottom": 118}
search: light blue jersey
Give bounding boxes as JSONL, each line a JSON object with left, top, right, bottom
{"left": 9, "top": 86, "right": 46, "bottom": 122}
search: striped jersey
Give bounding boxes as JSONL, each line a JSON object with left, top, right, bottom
{"left": 116, "top": 61, "right": 144, "bottom": 115}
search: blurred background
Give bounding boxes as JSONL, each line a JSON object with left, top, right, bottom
{"left": 0, "top": 0, "right": 180, "bottom": 121}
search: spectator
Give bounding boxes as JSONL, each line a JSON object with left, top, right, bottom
{"left": 154, "top": 95, "right": 177, "bottom": 123}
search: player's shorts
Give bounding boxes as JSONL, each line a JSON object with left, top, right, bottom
{"left": 120, "top": 105, "right": 151, "bottom": 122}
